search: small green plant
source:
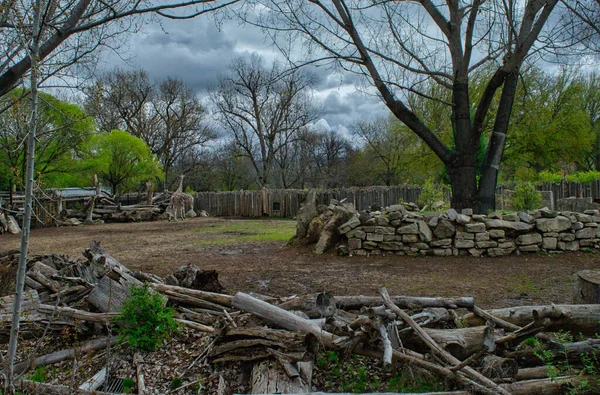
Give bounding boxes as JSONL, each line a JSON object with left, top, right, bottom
{"left": 26, "top": 366, "right": 47, "bottom": 383}
{"left": 122, "top": 378, "right": 135, "bottom": 393}
{"left": 511, "top": 182, "right": 542, "bottom": 211}
{"left": 527, "top": 331, "right": 600, "bottom": 394}
{"left": 115, "top": 284, "right": 179, "bottom": 351}
{"left": 418, "top": 177, "right": 451, "bottom": 212}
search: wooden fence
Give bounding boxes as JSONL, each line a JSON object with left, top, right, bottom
{"left": 5, "top": 179, "right": 600, "bottom": 225}
{"left": 195, "top": 181, "right": 600, "bottom": 218}
{"left": 194, "top": 186, "right": 430, "bottom": 218}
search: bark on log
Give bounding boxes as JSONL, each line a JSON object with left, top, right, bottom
{"left": 573, "top": 270, "right": 600, "bottom": 304}
{"left": 412, "top": 326, "right": 496, "bottom": 360}
{"left": 88, "top": 267, "right": 142, "bottom": 312}
{"left": 278, "top": 292, "right": 337, "bottom": 318}
{"left": 251, "top": 359, "right": 311, "bottom": 394}
{"left": 515, "top": 366, "right": 580, "bottom": 381}
{"left": 470, "top": 305, "right": 521, "bottom": 332}
{"left": 335, "top": 295, "right": 474, "bottom": 310}
{"left": 27, "top": 261, "right": 61, "bottom": 293}
{"left": 463, "top": 304, "right": 600, "bottom": 335}
{"left": 151, "top": 283, "right": 232, "bottom": 307}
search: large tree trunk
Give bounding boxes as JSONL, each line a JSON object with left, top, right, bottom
{"left": 447, "top": 156, "right": 477, "bottom": 211}
{"left": 476, "top": 72, "right": 519, "bottom": 214}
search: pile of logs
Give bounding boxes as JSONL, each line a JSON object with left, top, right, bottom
{"left": 1, "top": 243, "right": 599, "bottom": 394}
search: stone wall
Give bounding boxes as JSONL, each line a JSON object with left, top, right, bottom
{"left": 338, "top": 204, "right": 600, "bottom": 257}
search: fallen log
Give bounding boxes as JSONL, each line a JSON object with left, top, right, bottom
{"left": 380, "top": 288, "right": 510, "bottom": 395}
{"left": 151, "top": 283, "right": 232, "bottom": 307}
{"left": 232, "top": 292, "right": 341, "bottom": 348}
{"left": 515, "top": 366, "right": 581, "bottom": 381}
{"left": 335, "top": 295, "right": 474, "bottom": 310}
{"left": 27, "top": 261, "right": 61, "bottom": 293}
{"left": 7, "top": 337, "right": 117, "bottom": 376}
{"left": 499, "top": 375, "right": 599, "bottom": 395}
{"left": 463, "top": 304, "right": 600, "bottom": 335}
{"left": 36, "top": 304, "right": 119, "bottom": 323}
{"left": 407, "top": 326, "right": 496, "bottom": 360}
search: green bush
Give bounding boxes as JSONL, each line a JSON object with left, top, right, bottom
{"left": 115, "top": 284, "right": 178, "bottom": 351}
{"left": 418, "top": 177, "right": 451, "bottom": 212}
{"left": 511, "top": 182, "right": 542, "bottom": 211}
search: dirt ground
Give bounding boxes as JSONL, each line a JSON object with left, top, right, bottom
{"left": 2, "top": 217, "right": 600, "bottom": 308}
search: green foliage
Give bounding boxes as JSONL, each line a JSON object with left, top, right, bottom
{"left": 538, "top": 170, "right": 564, "bottom": 184}
{"left": 115, "top": 284, "right": 178, "bottom": 351}
{"left": 511, "top": 182, "right": 542, "bottom": 211}
{"left": 83, "top": 130, "right": 163, "bottom": 195}
{"left": 0, "top": 90, "right": 95, "bottom": 190}
{"left": 26, "top": 367, "right": 47, "bottom": 383}
{"left": 418, "top": 177, "right": 451, "bottom": 212}
{"left": 566, "top": 171, "right": 600, "bottom": 183}
{"left": 122, "top": 378, "right": 135, "bottom": 393}
{"left": 501, "top": 67, "right": 595, "bottom": 180}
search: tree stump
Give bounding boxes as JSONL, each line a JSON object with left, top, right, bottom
{"left": 574, "top": 270, "right": 600, "bottom": 304}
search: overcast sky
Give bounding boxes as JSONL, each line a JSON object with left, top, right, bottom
{"left": 97, "top": 14, "right": 390, "bottom": 140}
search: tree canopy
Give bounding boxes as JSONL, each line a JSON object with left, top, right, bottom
{"left": 83, "top": 129, "right": 164, "bottom": 195}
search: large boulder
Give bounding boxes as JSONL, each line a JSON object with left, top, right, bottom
{"left": 434, "top": 220, "right": 456, "bottom": 238}
{"left": 535, "top": 216, "right": 571, "bottom": 233}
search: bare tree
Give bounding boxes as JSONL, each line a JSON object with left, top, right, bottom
{"left": 243, "top": 0, "right": 580, "bottom": 211}
{"left": 85, "top": 69, "right": 215, "bottom": 187}
{"left": 561, "top": 0, "right": 600, "bottom": 53}
{"left": 0, "top": 0, "right": 238, "bottom": 100}
{"left": 212, "top": 54, "right": 317, "bottom": 188}
{"left": 308, "top": 128, "right": 351, "bottom": 188}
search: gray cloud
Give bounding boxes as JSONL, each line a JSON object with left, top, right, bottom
{"left": 98, "top": 15, "right": 389, "bottom": 135}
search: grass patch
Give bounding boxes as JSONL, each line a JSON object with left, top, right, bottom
{"left": 193, "top": 220, "right": 296, "bottom": 247}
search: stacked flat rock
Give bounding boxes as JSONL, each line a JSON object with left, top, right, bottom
{"left": 338, "top": 205, "right": 600, "bottom": 257}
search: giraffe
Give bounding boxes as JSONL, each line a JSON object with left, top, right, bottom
{"left": 168, "top": 175, "right": 194, "bottom": 220}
